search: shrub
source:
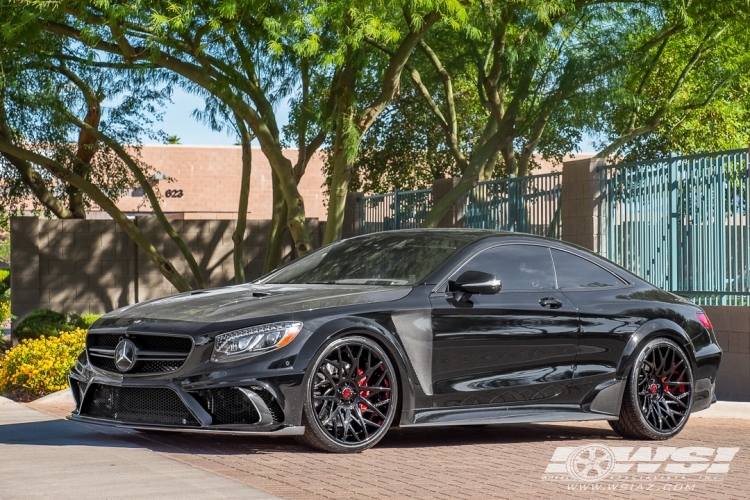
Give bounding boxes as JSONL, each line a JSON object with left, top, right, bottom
{"left": 0, "top": 269, "right": 9, "bottom": 324}
{"left": 13, "top": 309, "right": 101, "bottom": 341}
{"left": 0, "top": 329, "right": 86, "bottom": 398}
{"left": 0, "top": 302, "right": 9, "bottom": 325}
{"left": 68, "top": 313, "right": 101, "bottom": 330}
{"left": 14, "top": 309, "right": 72, "bottom": 340}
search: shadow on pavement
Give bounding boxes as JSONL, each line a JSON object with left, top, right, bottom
{"left": 0, "top": 418, "right": 140, "bottom": 448}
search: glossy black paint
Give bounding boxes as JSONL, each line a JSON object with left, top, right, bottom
{"left": 69, "top": 229, "right": 722, "bottom": 435}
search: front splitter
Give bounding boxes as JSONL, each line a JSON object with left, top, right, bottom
{"left": 68, "top": 414, "right": 306, "bottom": 436}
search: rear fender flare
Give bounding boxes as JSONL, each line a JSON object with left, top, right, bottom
{"left": 615, "top": 318, "right": 696, "bottom": 380}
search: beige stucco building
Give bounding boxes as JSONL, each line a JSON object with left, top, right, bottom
{"left": 91, "top": 145, "right": 330, "bottom": 220}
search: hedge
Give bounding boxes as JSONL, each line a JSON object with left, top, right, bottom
{"left": 0, "top": 269, "right": 9, "bottom": 324}
{"left": 14, "top": 309, "right": 101, "bottom": 341}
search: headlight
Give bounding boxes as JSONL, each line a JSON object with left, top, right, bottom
{"left": 211, "top": 321, "right": 303, "bottom": 362}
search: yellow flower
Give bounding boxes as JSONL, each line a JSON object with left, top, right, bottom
{"left": 0, "top": 329, "right": 85, "bottom": 397}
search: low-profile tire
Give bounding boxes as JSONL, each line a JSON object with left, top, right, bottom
{"left": 609, "top": 337, "right": 693, "bottom": 440}
{"left": 296, "top": 335, "right": 399, "bottom": 453}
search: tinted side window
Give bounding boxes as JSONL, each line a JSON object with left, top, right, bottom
{"left": 552, "top": 249, "right": 624, "bottom": 288}
{"left": 453, "top": 245, "right": 556, "bottom": 290}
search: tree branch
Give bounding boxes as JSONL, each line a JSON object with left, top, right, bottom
{"left": 0, "top": 138, "right": 191, "bottom": 291}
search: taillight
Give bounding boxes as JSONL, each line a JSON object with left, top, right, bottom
{"left": 696, "top": 312, "right": 713, "bottom": 329}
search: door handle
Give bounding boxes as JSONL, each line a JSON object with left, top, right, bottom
{"left": 539, "top": 297, "right": 563, "bottom": 309}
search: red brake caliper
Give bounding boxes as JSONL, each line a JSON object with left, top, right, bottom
{"left": 662, "top": 366, "right": 684, "bottom": 395}
{"left": 357, "top": 369, "right": 369, "bottom": 412}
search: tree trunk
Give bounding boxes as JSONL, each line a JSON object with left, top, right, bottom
{"left": 323, "top": 61, "right": 357, "bottom": 245}
{"left": 232, "top": 115, "right": 253, "bottom": 284}
{"left": 66, "top": 100, "right": 101, "bottom": 218}
{"left": 422, "top": 123, "right": 507, "bottom": 228}
{"left": 263, "top": 170, "right": 286, "bottom": 274}
{"left": 69, "top": 115, "right": 207, "bottom": 289}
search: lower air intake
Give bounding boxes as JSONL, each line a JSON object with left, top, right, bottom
{"left": 190, "top": 388, "right": 261, "bottom": 425}
{"left": 80, "top": 384, "right": 200, "bottom": 427}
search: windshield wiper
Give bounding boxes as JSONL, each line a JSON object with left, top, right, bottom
{"left": 306, "top": 281, "right": 339, "bottom": 284}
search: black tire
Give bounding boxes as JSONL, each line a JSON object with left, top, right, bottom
{"left": 609, "top": 337, "right": 693, "bottom": 440}
{"left": 296, "top": 336, "right": 399, "bottom": 453}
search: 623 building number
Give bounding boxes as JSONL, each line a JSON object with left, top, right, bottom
{"left": 165, "top": 189, "right": 184, "bottom": 198}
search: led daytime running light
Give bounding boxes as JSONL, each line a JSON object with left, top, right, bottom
{"left": 212, "top": 321, "right": 302, "bottom": 362}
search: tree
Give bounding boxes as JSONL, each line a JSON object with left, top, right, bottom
{"left": 11, "top": 0, "right": 338, "bottom": 262}
{"left": 0, "top": 29, "right": 206, "bottom": 291}
{"left": 352, "top": 1, "right": 750, "bottom": 228}
{"left": 317, "top": 2, "right": 468, "bottom": 244}
{"left": 591, "top": 9, "right": 750, "bottom": 159}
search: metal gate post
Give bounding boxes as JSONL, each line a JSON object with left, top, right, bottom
{"left": 668, "top": 154, "right": 679, "bottom": 291}
{"left": 508, "top": 174, "right": 517, "bottom": 232}
{"left": 394, "top": 190, "right": 400, "bottom": 230}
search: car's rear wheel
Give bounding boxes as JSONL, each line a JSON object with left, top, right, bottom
{"left": 296, "top": 336, "right": 398, "bottom": 453}
{"left": 609, "top": 337, "right": 693, "bottom": 440}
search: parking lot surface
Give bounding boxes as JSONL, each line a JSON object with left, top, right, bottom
{"left": 19, "top": 397, "right": 750, "bottom": 500}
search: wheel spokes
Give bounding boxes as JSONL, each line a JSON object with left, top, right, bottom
{"left": 311, "top": 342, "right": 393, "bottom": 445}
{"left": 636, "top": 343, "right": 692, "bottom": 433}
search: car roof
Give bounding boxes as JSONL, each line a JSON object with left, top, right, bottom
{"left": 349, "top": 228, "right": 546, "bottom": 244}
{"left": 351, "top": 229, "right": 645, "bottom": 285}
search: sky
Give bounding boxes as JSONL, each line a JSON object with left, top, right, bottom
{"left": 144, "top": 87, "right": 289, "bottom": 147}
{"left": 150, "top": 87, "right": 599, "bottom": 152}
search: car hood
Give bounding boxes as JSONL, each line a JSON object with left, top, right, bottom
{"left": 101, "top": 283, "right": 412, "bottom": 323}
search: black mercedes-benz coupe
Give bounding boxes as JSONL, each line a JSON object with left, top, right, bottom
{"left": 69, "top": 229, "right": 722, "bottom": 453}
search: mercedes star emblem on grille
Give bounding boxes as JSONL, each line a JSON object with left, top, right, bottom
{"left": 114, "top": 339, "right": 137, "bottom": 372}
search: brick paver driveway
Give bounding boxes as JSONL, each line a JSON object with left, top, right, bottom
{"left": 30, "top": 402, "right": 750, "bottom": 499}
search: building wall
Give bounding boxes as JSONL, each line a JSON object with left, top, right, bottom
{"left": 96, "top": 146, "right": 329, "bottom": 220}
{"left": 10, "top": 216, "right": 323, "bottom": 334}
{"left": 703, "top": 306, "right": 750, "bottom": 402}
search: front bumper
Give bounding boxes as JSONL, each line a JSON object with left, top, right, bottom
{"left": 68, "top": 375, "right": 306, "bottom": 435}
{"left": 68, "top": 339, "right": 308, "bottom": 435}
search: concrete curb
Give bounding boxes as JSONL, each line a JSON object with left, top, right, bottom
{"left": 692, "top": 401, "right": 750, "bottom": 420}
{"left": 33, "top": 388, "right": 74, "bottom": 404}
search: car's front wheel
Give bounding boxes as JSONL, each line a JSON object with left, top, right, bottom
{"left": 609, "top": 337, "right": 693, "bottom": 440}
{"left": 296, "top": 335, "right": 399, "bottom": 453}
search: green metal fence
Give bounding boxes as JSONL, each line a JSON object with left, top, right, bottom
{"left": 357, "top": 172, "right": 562, "bottom": 237}
{"left": 456, "top": 173, "right": 562, "bottom": 237}
{"left": 597, "top": 149, "right": 749, "bottom": 305}
{"left": 358, "top": 188, "right": 434, "bottom": 235}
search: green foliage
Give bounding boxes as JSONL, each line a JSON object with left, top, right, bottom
{"left": 68, "top": 313, "right": 101, "bottom": 330}
{"left": 14, "top": 309, "right": 70, "bottom": 340}
{"left": 13, "top": 309, "right": 101, "bottom": 341}
{"left": 0, "top": 211, "right": 9, "bottom": 265}
{"left": 0, "top": 20, "right": 172, "bottom": 217}
{"left": 0, "top": 269, "right": 9, "bottom": 324}
{"left": 3, "top": 0, "right": 749, "bottom": 242}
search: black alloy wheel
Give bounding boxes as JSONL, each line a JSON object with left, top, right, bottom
{"left": 297, "top": 336, "right": 398, "bottom": 453}
{"left": 610, "top": 338, "right": 694, "bottom": 440}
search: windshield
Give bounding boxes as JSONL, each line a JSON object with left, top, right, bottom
{"left": 262, "top": 232, "right": 477, "bottom": 286}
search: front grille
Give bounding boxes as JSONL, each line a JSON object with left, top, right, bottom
{"left": 80, "top": 384, "right": 200, "bottom": 426}
{"left": 190, "top": 388, "right": 260, "bottom": 425}
{"left": 86, "top": 333, "right": 193, "bottom": 375}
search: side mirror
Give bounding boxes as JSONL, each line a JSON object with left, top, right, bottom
{"left": 448, "top": 270, "right": 502, "bottom": 301}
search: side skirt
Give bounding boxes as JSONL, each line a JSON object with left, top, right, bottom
{"left": 404, "top": 404, "right": 618, "bottom": 427}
